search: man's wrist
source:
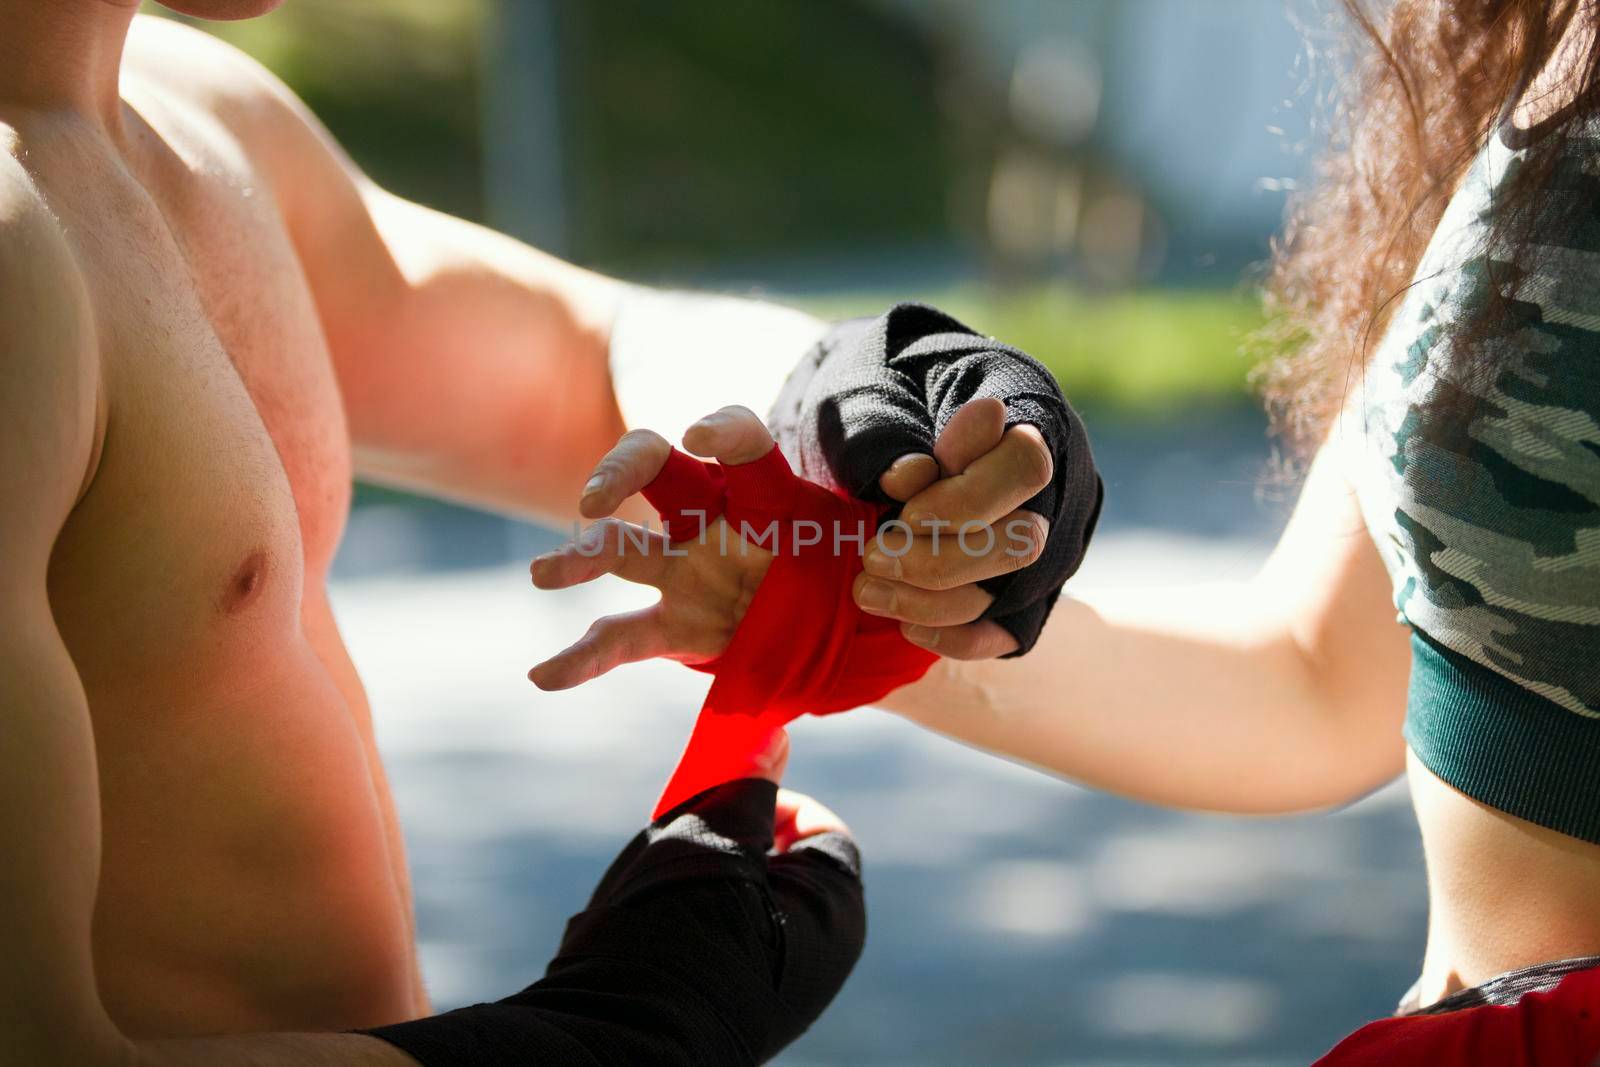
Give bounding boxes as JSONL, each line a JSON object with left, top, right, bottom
{"left": 607, "top": 286, "right": 827, "bottom": 442}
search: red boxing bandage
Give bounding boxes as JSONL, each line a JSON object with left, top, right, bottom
{"left": 642, "top": 446, "right": 938, "bottom": 818}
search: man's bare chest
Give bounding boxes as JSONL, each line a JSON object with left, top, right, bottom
{"left": 33, "top": 109, "right": 352, "bottom": 702}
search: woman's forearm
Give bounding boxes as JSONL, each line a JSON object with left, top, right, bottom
{"left": 882, "top": 544, "right": 1410, "bottom": 814}
{"left": 882, "top": 586, "right": 1395, "bottom": 812}
{"left": 881, "top": 436, "right": 1412, "bottom": 814}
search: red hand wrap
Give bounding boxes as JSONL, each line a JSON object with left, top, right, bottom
{"left": 642, "top": 446, "right": 938, "bottom": 818}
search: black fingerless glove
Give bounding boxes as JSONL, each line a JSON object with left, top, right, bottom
{"left": 364, "top": 779, "right": 864, "bottom": 1066}
{"left": 767, "top": 302, "right": 1103, "bottom": 655}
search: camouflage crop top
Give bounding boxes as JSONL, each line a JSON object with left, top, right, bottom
{"left": 1339, "top": 117, "right": 1600, "bottom": 843}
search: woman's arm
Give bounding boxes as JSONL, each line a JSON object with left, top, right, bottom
{"left": 533, "top": 406, "right": 1409, "bottom": 815}
{"left": 878, "top": 440, "right": 1413, "bottom": 814}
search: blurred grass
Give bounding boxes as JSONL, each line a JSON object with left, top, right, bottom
{"left": 797, "top": 286, "right": 1264, "bottom": 414}
{"left": 355, "top": 284, "right": 1262, "bottom": 511}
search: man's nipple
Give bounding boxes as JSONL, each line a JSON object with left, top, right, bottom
{"left": 219, "top": 549, "right": 269, "bottom": 615}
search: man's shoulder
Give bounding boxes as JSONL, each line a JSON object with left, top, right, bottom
{"left": 0, "top": 146, "right": 98, "bottom": 510}
{"left": 124, "top": 16, "right": 312, "bottom": 152}
{"left": 0, "top": 131, "right": 36, "bottom": 221}
{"left": 125, "top": 16, "right": 278, "bottom": 103}
{"left": 0, "top": 137, "right": 49, "bottom": 234}
{"left": 123, "top": 16, "right": 353, "bottom": 220}
{"left": 0, "top": 147, "right": 83, "bottom": 310}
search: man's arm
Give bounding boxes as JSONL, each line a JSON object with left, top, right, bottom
{"left": 295, "top": 177, "right": 630, "bottom": 524}
{"left": 878, "top": 439, "right": 1412, "bottom": 813}
{"left": 275, "top": 126, "right": 629, "bottom": 524}
{"left": 0, "top": 158, "right": 123, "bottom": 1067}
{"left": 127, "top": 17, "right": 630, "bottom": 524}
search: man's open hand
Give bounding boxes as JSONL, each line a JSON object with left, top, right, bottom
{"left": 527, "top": 408, "right": 776, "bottom": 690}
{"left": 531, "top": 400, "right": 1054, "bottom": 683}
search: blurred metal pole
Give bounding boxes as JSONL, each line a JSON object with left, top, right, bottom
{"left": 480, "top": 0, "right": 568, "bottom": 253}
{"left": 480, "top": 0, "right": 569, "bottom": 557}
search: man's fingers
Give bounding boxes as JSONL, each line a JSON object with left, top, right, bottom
{"left": 528, "top": 607, "right": 670, "bottom": 690}
{"left": 748, "top": 729, "right": 791, "bottom": 786}
{"left": 773, "top": 788, "right": 851, "bottom": 852}
{"left": 580, "top": 429, "right": 672, "bottom": 519}
{"left": 852, "top": 571, "right": 993, "bottom": 626}
{"left": 878, "top": 452, "right": 940, "bottom": 503}
{"left": 901, "top": 618, "right": 1019, "bottom": 660}
{"left": 933, "top": 396, "right": 1007, "bottom": 476}
{"left": 864, "top": 509, "right": 1048, "bottom": 591}
{"left": 682, "top": 405, "right": 775, "bottom": 466}
{"left": 530, "top": 518, "right": 672, "bottom": 591}
{"left": 902, "top": 424, "right": 1053, "bottom": 530}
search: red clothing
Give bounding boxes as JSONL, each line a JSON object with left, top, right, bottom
{"left": 1316, "top": 967, "right": 1600, "bottom": 1066}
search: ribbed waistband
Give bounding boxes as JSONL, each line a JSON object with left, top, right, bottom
{"left": 1404, "top": 630, "right": 1600, "bottom": 844}
{"left": 1398, "top": 955, "right": 1600, "bottom": 1016}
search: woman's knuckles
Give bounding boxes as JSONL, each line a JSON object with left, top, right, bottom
{"left": 1001, "top": 512, "right": 1049, "bottom": 568}
{"left": 1005, "top": 426, "right": 1054, "bottom": 491}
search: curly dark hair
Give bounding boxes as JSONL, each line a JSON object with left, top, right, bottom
{"left": 1257, "top": 0, "right": 1600, "bottom": 456}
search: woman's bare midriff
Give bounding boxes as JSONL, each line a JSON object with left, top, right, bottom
{"left": 1408, "top": 748, "right": 1600, "bottom": 1007}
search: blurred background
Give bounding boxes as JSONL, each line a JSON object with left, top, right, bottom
{"left": 152, "top": 2, "right": 1427, "bottom": 1064}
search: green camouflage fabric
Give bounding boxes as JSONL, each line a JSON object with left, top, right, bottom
{"left": 1342, "top": 122, "right": 1600, "bottom": 719}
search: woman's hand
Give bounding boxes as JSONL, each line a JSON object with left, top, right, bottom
{"left": 527, "top": 407, "right": 776, "bottom": 690}
{"left": 857, "top": 397, "right": 1055, "bottom": 660}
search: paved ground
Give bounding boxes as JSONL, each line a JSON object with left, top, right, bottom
{"left": 329, "top": 412, "right": 1430, "bottom": 1065}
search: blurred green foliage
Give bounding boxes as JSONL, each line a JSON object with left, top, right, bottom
{"left": 146, "top": 2, "right": 1261, "bottom": 416}
{"left": 150, "top": 0, "right": 953, "bottom": 266}
{"left": 146, "top": 0, "right": 486, "bottom": 218}
{"left": 798, "top": 286, "right": 1262, "bottom": 413}
{"left": 559, "top": 1, "right": 950, "bottom": 271}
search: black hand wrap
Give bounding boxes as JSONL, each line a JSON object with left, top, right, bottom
{"left": 363, "top": 779, "right": 864, "bottom": 1066}
{"left": 767, "top": 302, "right": 1103, "bottom": 655}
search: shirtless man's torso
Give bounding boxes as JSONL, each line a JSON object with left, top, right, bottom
{"left": 2, "top": 6, "right": 625, "bottom": 1049}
